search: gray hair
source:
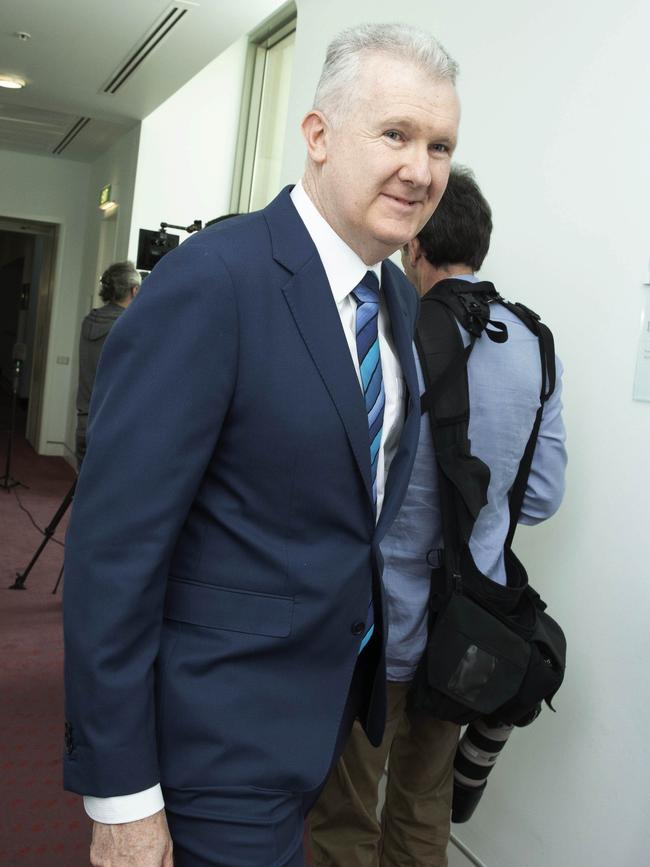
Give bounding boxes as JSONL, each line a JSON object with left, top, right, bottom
{"left": 313, "top": 23, "right": 459, "bottom": 125}
{"left": 99, "top": 260, "right": 141, "bottom": 303}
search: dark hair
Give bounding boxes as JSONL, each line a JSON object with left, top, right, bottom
{"left": 99, "top": 261, "right": 141, "bottom": 303}
{"left": 417, "top": 166, "right": 492, "bottom": 272}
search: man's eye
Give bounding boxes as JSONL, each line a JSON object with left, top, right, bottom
{"left": 430, "top": 143, "right": 450, "bottom": 154}
{"left": 384, "top": 130, "right": 403, "bottom": 142}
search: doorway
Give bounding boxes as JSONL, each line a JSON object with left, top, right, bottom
{"left": 0, "top": 217, "right": 57, "bottom": 453}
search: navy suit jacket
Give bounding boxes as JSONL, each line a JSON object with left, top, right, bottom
{"left": 63, "top": 187, "right": 420, "bottom": 800}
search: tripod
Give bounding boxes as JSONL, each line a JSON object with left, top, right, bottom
{"left": 1, "top": 357, "right": 27, "bottom": 492}
{"left": 10, "top": 479, "right": 76, "bottom": 592}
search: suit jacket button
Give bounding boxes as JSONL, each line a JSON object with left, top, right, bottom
{"left": 351, "top": 621, "right": 365, "bottom": 636}
{"left": 64, "top": 721, "right": 74, "bottom": 754}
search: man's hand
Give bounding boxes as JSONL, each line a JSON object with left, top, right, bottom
{"left": 90, "top": 809, "right": 173, "bottom": 867}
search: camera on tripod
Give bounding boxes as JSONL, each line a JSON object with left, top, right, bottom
{"left": 136, "top": 219, "right": 202, "bottom": 272}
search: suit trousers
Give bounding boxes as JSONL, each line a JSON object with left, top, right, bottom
{"left": 309, "top": 681, "right": 460, "bottom": 867}
{"left": 164, "top": 647, "right": 375, "bottom": 866}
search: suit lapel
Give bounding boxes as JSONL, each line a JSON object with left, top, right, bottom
{"left": 376, "top": 263, "right": 420, "bottom": 539}
{"left": 381, "top": 262, "right": 419, "bottom": 409}
{"left": 282, "top": 263, "right": 374, "bottom": 504}
{"left": 265, "top": 188, "right": 374, "bottom": 506}
{"left": 264, "top": 189, "right": 421, "bottom": 519}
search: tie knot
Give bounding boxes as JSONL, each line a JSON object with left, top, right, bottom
{"left": 352, "top": 271, "right": 380, "bottom": 306}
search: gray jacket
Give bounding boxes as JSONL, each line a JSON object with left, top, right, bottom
{"left": 75, "top": 302, "right": 125, "bottom": 461}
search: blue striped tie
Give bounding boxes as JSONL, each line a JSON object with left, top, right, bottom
{"left": 352, "top": 270, "right": 384, "bottom": 653}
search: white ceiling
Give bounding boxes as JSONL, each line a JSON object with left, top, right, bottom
{"left": 0, "top": 0, "right": 286, "bottom": 161}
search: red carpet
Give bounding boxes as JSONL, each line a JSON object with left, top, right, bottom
{"left": 0, "top": 436, "right": 91, "bottom": 866}
{"left": 0, "top": 436, "right": 315, "bottom": 865}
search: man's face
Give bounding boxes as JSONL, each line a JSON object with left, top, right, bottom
{"left": 312, "top": 53, "right": 460, "bottom": 264}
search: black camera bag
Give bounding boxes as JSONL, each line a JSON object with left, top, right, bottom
{"left": 409, "top": 280, "right": 566, "bottom": 727}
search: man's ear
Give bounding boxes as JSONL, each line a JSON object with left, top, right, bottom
{"left": 301, "top": 110, "right": 329, "bottom": 165}
{"left": 405, "top": 238, "right": 422, "bottom": 269}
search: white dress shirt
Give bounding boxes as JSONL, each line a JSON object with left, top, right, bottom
{"left": 84, "top": 181, "right": 405, "bottom": 824}
{"left": 290, "top": 181, "right": 405, "bottom": 516}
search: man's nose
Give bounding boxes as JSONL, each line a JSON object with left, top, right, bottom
{"left": 399, "top": 145, "right": 432, "bottom": 188}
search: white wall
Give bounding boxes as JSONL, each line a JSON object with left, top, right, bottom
{"left": 66, "top": 124, "right": 141, "bottom": 455}
{"left": 127, "top": 37, "right": 249, "bottom": 258}
{"left": 283, "top": 2, "right": 650, "bottom": 865}
{"left": 0, "top": 149, "right": 91, "bottom": 457}
{"left": 0, "top": 126, "right": 141, "bottom": 461}
{"left": 81, "top": 123, "right": 141, "bottom": 295}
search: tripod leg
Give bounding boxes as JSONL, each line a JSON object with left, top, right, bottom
{"left": 0, "top": 363, "right": 27, "bottom": 491}
{"left": 10, "top": 533, "right": 50, "bottom": 589}
{"left": 9, "top": 479, "right": 76, "bottom": 590}
{"left": 52, "top": 563, "right": 65, "bottom": 595}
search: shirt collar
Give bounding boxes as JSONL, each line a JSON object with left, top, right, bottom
{"left": 453, "top": 273, "right": 479, "bottom": 283}
{"left": 291, "top": 180, "right": 382, "bottom": 303}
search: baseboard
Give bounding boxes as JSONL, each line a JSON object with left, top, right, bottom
{"left": 43, "top": 439, "right": 76, "bottom": 464}
{"left": 63, "top": 452, "right": 77, "bottom": 471}
{"left": 450, "top": 833, "right": 489, "bottom": 867}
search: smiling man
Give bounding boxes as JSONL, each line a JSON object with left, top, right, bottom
{"left": 63, "top": 23, "right": 460, "bottom": 867}
{"left": 302, "top": 50, "right": 458, "bottom": 265}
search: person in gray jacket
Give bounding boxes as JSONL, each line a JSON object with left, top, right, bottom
{"left": 75, "top": 261, "right": 141, "bottom": 464}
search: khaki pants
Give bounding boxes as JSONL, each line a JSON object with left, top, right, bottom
{"left": 309, "top": 681, "right": 460, "bottom": 867}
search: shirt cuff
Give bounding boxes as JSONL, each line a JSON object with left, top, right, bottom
{"left": 83, "top": 784, "right": 165, "bottom": 824}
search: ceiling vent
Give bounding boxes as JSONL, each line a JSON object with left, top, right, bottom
{"left": 52, "top": 117, "right": 91, "bottom": 154}
{"left": 101, "top": 4, "right": 191, "bottom": 95}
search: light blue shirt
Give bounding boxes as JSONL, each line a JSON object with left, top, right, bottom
{"left": 382, "top": 275, "right": 567, "bottom": 682}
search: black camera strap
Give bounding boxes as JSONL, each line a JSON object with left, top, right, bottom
{"left": 498, "top": 301, "right": 556, "bottom": 549}
{"left": 416, "top": 279, "right": 557, "bottom": 565}
{"left": 410, "top": 279, "right": 565, "bottom": 727}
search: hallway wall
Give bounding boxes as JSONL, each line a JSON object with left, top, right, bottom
{"left": 281, "top": 2, "right": 650, "bottom": 864}
{"left": 127, "top": 37, "right": 249, "bottom": 258}
{"left": 0, "top": 150, "right": 91, "bottom": 458}
{"left": 66, "top": 124, "right": 141, "bottom": 456}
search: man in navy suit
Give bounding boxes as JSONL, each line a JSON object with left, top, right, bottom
{"left": 63, "top": 22, "right": 461, "bottom": 867}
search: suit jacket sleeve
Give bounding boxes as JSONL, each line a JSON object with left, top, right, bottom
{"left": 63, "top": 237, "right": 239, "bottom": 797}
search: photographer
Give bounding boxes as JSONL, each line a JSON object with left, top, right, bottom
{"left": 310, "top": 167, "right": 568, "bottom": 867}
{"left": 75, "top": 261, "right": 140, "bottom": 465}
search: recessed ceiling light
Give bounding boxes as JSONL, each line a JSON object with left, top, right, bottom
{"left": 0, "top": 75, "right": 26, "bottom": 90}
